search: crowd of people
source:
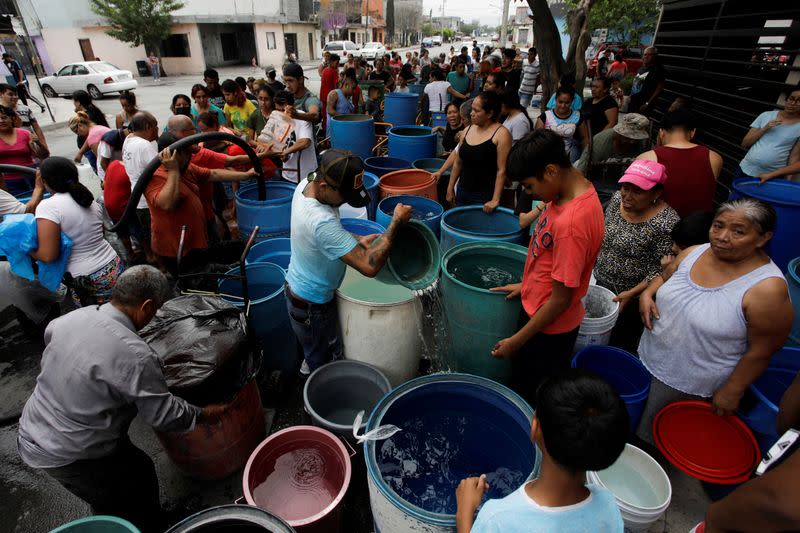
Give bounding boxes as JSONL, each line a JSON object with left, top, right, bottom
{"left": 0, "top": 39, "right": 799, "bottom": 533}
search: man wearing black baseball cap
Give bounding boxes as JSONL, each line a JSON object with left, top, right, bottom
{"left": 285, "top": 149, "right": 412, "bottom": 376}
{"left": 282, "top": 62, "right": 322, "bottom": 125}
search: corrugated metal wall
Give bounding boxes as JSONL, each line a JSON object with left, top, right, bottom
{"left": 653, "top": 0, "right": 800, "bottom": 200}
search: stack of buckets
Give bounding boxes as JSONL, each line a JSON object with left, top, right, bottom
{"left": 574, "top": 284, "right": 621, "bottom": 353}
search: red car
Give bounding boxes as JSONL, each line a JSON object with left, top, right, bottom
{"left": 587, "top": 44, "right": 644, "bottom": 78}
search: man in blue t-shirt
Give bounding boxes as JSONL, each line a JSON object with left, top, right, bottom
{"left": 456, "top": 369, "right": 628, "bottom": 533}
{"left": 285, "top": 150, "right": 412, "bottom": 375}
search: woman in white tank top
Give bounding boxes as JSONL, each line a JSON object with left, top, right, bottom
{"left": 635, "top": 198, "right": 793, "bottom": 443}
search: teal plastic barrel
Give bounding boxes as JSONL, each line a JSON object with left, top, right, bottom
{"left": 388, "top": 126, "right": 437, "bottom": 162}
{"left": 388, "top": 220, "right": 441, "bottom": 290}
{"left": 376, "top": 194, "right": 443, "bottom": 238}
{"left": 440, "top": 206, "right": 527, "bottom": 252}
{"left": 789, "top": 257, "right": 800, "bottom": 346}
{"left": 384, "top": 92, "right": 419, "bottom": 127}
{"left": 235, "top": 182, "right": 296, "bottom": 242}
{"left": 440, "top": 242, "right": 528, "bottom": 383}
{"left": 219, "top": 263, "right": 295, "bottom": 376}
{"left": 330, "top": 114, "right": 374, "bottom": 161}
{"left": 49, "top": 516, "right": 139, "bottom": 533}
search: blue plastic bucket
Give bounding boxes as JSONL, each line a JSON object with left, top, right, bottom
{"left": 219, "top": 263, "right": 295, "bottom": 376}
{"left": 235, "top": 182, "right": 296, "bottom": 242}
{"left": 388, "top": 126, "right": 437, "bottom": 162}
{"left": 789, "top": 258, "right": 800, "bottom": 347}
{"left": 730, "top": 179, "right": 800, "bottom": 272}
{"left": 49, "top": 516, "right": 140, "bottom": 533}
{"left": 341, "top": 218, "right": 385, "bottom": 236}
{"left": 431, "top": 111, "right": 447, "bottom": 128}
{"left": 384, "top": 92, "right": 419, "bottom": 127}
{"left": 364, "top": 373, "right": 541, "bottom": 529}
{"left": 376, "top": 194, "right": 443, "bottom": 239}
{"left": 329, "top": 114, "right": 375, "bottom": 161}
{"left": 364, "top": 156, "right": 413, "bottom": 179}
{"left": 440, "top": 206, "right": 527, "bottom": 252}
{"left": 572, "top": 346, "right": 651, "bottom": 432}
{"left": 245, "top": 237, "right": 291, "bottom": 270}
{"left": 364, "top": 171, "right": 381, "bottom": 221}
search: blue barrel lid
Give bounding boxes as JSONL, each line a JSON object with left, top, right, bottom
{"left": 732, "top": 178, "right": 800, "bottom": 207}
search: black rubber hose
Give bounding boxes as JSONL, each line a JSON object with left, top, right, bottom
{"left": 110, "top": 131, "right": 265, "bottom": 232}
{"left": 0, "top": 164, "right": 37, "bottom": 177}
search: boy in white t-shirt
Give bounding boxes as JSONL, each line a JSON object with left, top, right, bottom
{"left": 456, "top": 369, "right": 628, "bottom": 533}
{"left": 268, "top": 90, "right": 317, "bottom": 184}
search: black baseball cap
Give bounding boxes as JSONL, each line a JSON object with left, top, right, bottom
{"left": 283, "top": 63, "right": 306, "bottom": 79}
{"left": 311, "top": 150, "right": 370, "bottom": 208}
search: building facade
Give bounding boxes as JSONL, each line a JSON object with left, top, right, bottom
{"left": 319, "top": 0, "right": 385, "bottom": 47}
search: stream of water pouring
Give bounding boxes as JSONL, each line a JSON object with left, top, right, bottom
{"left": 412, "top": 279, "right": 454, "bottom": 374}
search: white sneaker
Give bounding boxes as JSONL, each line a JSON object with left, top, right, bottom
{"left": 299, "top": 360, "right": 311, "bottom": 377}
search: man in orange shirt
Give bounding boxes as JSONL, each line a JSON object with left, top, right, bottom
{"left": 492, "top": 130, "right": 605, "bottom": 405}
{"left": 143, "top": 135, "right": 257, "bottom": 273}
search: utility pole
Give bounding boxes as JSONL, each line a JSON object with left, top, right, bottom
{"left": 11, "top": 0, "right": 54, "bottom": 121}
{"left": 499, "top": 0, "right": 510, "bottom": 46}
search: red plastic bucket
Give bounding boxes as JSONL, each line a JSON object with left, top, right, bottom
{"left": 242, "top": 426, "right": 352, "bottom": 532}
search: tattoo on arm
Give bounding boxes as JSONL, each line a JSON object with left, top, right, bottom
{"left": 367, "top": 217, "right": 401, "bottom": 268}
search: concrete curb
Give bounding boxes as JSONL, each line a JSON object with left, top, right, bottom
{"left": 40, "top": 120, "right": 68, "bottom": 133}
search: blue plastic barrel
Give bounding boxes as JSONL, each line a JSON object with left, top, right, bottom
{"left": 741, "top": 366, "right": 796, "bottom": 436}
{"left": 376, "top": 194, "right": 443, "bottom": 239}
{"left": 440, "top": 206, "right": 527, "bottom": 252}
{"left": 341, "top": 218, "right": 386, "bottom": 236}
{"left": 364, "top": 156, "right": 413, "bottom": 178}
{"left": 388, "top": 126, "right": 437, "bottom": 162}
{"left": 730, "top": 179, "right": 800, "bottom": 272}
{"left": 384, "top": 92, "right": 419, "bottom": 127}
{"left": 364, "top": 171, "right": 381, "bottom": 221}
{"left": 431, "top": 111, "right": 447, "bottom": 128}
{"left": 365, "top": 373, "right": 541, "bottom": 530}
{"left": 408, "top": 83, "right": 424, "bottom": 96}
{"left": 235, "top": 182, "right": 296, "bottom": 242}
{"left": 330, "top": 114, "right": 375, "bottom": 161}
{"left": 219, "top": 263, "right": 295, "bottom": 376}
{"left": 245, "top": 237, "right": 291, "bottom": 270}
{"left": 572, "top": 346, "right": 651, "bottom": 432}
{"left": 789, "top": 258, "right": 800, "bottom": 347}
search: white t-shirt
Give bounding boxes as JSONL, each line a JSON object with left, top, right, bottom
{"left": 503, "top": 112, "right": 532, "bottom": 144}
{"left": 96, "top": 141, "right": 113, "bottom": 182}
{"left": 280, "top": 118, "right": 318, "bottom": 184}
{"left": 122, "top": 135, "right": 157, "bottom": 209}
{"left": 0, "top": 189, "right": 25, "bottom": 216}
{"left": 35, "top": 193, "right": 118, "bottom": 276}
{"left": 424, "top": 81, "right": 451, "bottom": 112}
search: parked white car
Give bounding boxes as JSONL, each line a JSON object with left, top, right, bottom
{"left": 432, "top": 35, "right": 443, "bottom": 46}
{"left": 361, "top": 42, "right": 386, "bottom": 60}
{"left": 322, "top": 40, "right": 362, "bottom": 58}
{"left": 41, "top": 61, "right": 137, "bottom": 99}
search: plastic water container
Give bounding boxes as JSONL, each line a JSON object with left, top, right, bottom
{"left": 379, "top": 169, "right": 438, "bottom": 201}
{"left": 388, "top": 126, "right": 437, "bottom": 162}
{"left": 245, "top": 237, "right": 291, "bottom": 270}
{"left": 573, "top": 284, "right": 620, "bottom": 353}
{"left": 165, "top": 505, "right": 294, "bottom": 533}
{"left": 235, "top": 182, "right": 296, "bottom": 242}
{"left": 789, "top": 257, "right": 800, "bottom": 346}
{"left": 431, "top": 111, "right": 447, "bottom": 128}
{"left": 303, "top": 360, "right": 392, "bottom": 443}
{"left": 49, "top": 516, "right": 140, "bottom": 533}
{"left": 572, "top": 346, "right": 651, "bottom": 432}
{"left": 440, "top": 206, "right": 527, "bottom": 252}
{"left": 364, "top": 171, "right": 381, "bottom": 221}
{"left": 587, "top": 444, "right": 672, "bottom": 532}
{"left": 739, "top": 361, "right": 798, "bottom": 453}
{"left": 387, "top": 220, "right": 441, "bottom": 291}
{"left": 363, "top": 156, "right": 413, "bottom": 178}
{"left": 338, "top": 203, "right": 368, "bottom": 219}
{"left": 730, "top": 179, "right": 800, "bottom": 272}
{"left": 376, "top": 194, "right": 443, "bottom": 238}
{"left": 383, "top": 92, "right": 419, "bottom": 127}
{"left": 341, "top": 218, "right": 385, "bottom": 236}
{"left": 329, "top": 114, "right": 374, "bottom": 161}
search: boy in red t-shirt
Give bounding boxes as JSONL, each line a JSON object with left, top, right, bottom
{"left": 491, "top": 130, "right": 605, "bottom": 405}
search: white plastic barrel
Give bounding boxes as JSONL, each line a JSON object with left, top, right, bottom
{"left": 336, "top": 267, "right": 421, "bottom": 386}
{"left": 573, "top": 284, "right": 620, "bottom": 353}
{"left": 587, "top": 444, "right": 672, "bottom": 532}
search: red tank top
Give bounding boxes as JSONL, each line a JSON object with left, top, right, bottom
{"left": 654, "top": 145, "right": 716, "bottom": 218}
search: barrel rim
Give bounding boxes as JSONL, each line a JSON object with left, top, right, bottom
{"left": 364, "top": 156, "right": 413, "bottom": 169}
{"left": 731, "top": 178, "right": 800, "bottom": 207}
{"left": 303, "top": 359, "right": 392, "bottom": 433}
{"left": 441, "top": 206, "right": 526, "bottom": 238}
{"left": 50, "top": 515, "right": 139, "bottom": 532}
{"left": 387, "top": 125, "right": 437, "bottom": 138}
{"left": 218, "top": 263, "right": 286, "bottom": 306}
{"left": 235, "top": 181, "right": 297, "bottom": 205}
{"left": 242, "top": 425, "right": 351, "bottom": 527}
{"left": 363, "top": 171, "right": 380, "bottom": 189}
{"left": 245, "top": 238, "right": 292, "bottom": 268}
{"left": 379, "top": 168, "right": 436, "bottom": 188}
{"left": 790, "top": 257, "right": 800, "bottom": 284}
{"left": 571, "top": 345, "right": 651, "bottom": 400}
{"left": 335, "top": 271, "right": 416, "bottom": 306}
{"left": 164, "top": 504, "right": 295, "bottom": 533}
{"left": 441, "top": 241, "right": 529, "bottom": 295}
{"left": 590, "top": 443, "right": 673, "bottom": 512}
{"left": 330, "top": 113, "right": 374, "bottom": 123}
{"left": 384, "top": 92, "right": 419, "bottom": 99}
{"left": 363, "top": 373, "right": 540, "bottom": 526}
{"left": 377, "top": 194, "right": 443, "bottom": 220}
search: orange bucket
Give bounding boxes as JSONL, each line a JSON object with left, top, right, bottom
{"left": 379, "top": 169, "right": 438, "bottom": 201}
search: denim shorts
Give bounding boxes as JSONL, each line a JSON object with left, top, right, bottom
{"left": 285, "top": 284, "right": 343, "bottom": 372}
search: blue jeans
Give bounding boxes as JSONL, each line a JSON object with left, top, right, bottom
{"left": 456, "top": 187, "right": 493, "bottom": 207}
{"left": 285, "top": 284, "right": 343, "bottom": 372}
{"left": 519, "top": 91, "right": 533, "bottom": 108}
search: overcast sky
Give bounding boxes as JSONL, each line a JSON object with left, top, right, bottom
{"left": 421, "top": 0, "right": 507, "bottom": 27}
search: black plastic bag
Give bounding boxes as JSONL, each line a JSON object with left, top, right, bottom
{"left": 140, "top": 295, "right": 257, "bottom": 404}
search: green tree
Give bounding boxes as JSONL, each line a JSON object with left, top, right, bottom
{"left": 422, "top": 23, "right": 436, "bottom": 37}
{"left": 442, "top": 28, "right": 454, "bottom": 40}
{"left": 89, "top": 0, "right": 185, "bottom": 55}
{"left": 567, "top": 0, "right": 659, "bottom": 46}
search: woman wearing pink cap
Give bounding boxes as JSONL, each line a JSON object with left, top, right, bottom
{"left": 593, "top": 160, "right": 679, "bottom": 354}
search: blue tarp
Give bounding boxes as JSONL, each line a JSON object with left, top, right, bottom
{"left": 0, "top": 214, "right": 72, "bottom": 292}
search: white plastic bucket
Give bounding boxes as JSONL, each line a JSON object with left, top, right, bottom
{"left": 573, "top": 284, "right": 620, "bottom": 353}
{"left": 339, "top": 204, "right": 368, "bottom": 219}
{"left": 588, "top": 444, "right": 672, "bottom": 532}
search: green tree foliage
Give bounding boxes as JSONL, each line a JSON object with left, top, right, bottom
{"left": 89, "top": 0, "right": 185, "bottom": 54}
{"left": 442, "top": 28, "right": 455, "bottom": 40}
{"left": 567, "top": 0, "right": 660, "bottom": 46}
{"left": 422, "top": 23, "right": 436, "bottom": 37}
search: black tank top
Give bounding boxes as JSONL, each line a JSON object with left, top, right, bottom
{"left": 442, "top": 122, "right": 464, "bottom": 152}
{"left": 458, "top": 125, "right": 501, "bottom": 192}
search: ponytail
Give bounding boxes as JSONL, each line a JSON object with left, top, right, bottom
{"left": 40, "top": 157, "right": 94, "bottom": 208}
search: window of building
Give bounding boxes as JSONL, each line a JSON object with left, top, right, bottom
{"left": 160, "top": 34, "right": 190, "bottom": 57}
{"left": 266, "top": 32, "right": 277, "bottom": 50}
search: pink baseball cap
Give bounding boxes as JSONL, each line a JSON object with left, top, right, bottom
{"left": 618, "top": 160, "right": 668, "bottom": 190}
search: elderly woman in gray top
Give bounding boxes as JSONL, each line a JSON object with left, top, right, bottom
{"left": 636, "top": 198, "right": 792, "bottom": 443}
